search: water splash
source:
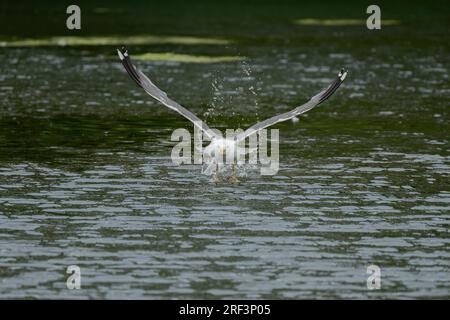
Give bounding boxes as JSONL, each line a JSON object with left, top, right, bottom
{"left": 240, "top": 60, "right": 260, "bottom": 122}
{"left": 204, "top": 70, "right": 227, "bottom": 120}
{"left": 204, "top": 59, "right": 261, "bottom": 122}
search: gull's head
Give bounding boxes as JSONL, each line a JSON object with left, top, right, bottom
{"left": 204, "top": 138, "right": 236, "bottom": 159}
{"left": 213, "top": 139, "right": 227, "bottom": 156}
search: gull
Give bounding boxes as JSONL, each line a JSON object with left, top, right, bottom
{"left": 117, "top": 47, "right": 347, "bottom": 180}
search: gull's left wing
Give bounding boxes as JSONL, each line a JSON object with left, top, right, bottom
{"left": 235, "top": 69, "right": 348, "bottom": 142}
{"left": 117, "top": 47, "right": 218, "bottom": 140}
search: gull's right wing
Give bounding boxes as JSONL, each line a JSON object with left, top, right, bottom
{"left": 117, "top": 47, "right": 218, "bottom": 140}
{"left": 235, "top": 69, "right": 348, "bottom": 142}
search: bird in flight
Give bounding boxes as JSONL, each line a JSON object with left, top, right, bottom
{"left": 117, "top": 47, "right": 347, "bottom": 181}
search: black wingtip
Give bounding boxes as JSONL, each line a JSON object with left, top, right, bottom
{"left": 117, "top": 46, "right": 129, "bottom": 61}
{"left": 317, "top": 68, "right": 348, "bottom": 104}
{"left": 338, "top": 68, "right": 348, "bottom": 81}
{"left": 117, "top": 46, "right": 143, "bottom": 88}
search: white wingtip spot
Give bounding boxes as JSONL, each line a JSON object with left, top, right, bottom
{"left": 340, "top": 71, "right": 347, "bottom": 81}
{"left": 117, "top": 49, "right": 124, "bottom": 60}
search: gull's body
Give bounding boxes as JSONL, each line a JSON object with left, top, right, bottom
{"left": 203, "top": 138, "right": 237, "bottom": 159}
{"left": 202, "top": 137, "right": 241, "bottom": 180}
{"left": 117, "top": 47, "right": 347, "bottom": 179}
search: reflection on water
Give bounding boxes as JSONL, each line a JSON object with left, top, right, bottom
{"left": 0, "top": 1, "right": 449, "bottom": 299}
{"left": 0, "top": 35, "right": 231, "bottom": 47}
{"left": 294, "top": 19, "right": 400, "bottom": 26}
{"left": 132, "top": 52, "right": 244, "bottom": 63}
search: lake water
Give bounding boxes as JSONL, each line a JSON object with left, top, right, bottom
{"left": 0, "top": 0, "right": 449, "bottom": 299}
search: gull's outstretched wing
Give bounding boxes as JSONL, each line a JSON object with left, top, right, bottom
{"left": 117, "top": 47, "right": 218, "bottom": 140}
{"left": 235, "top": 69, "right": 348, "bottom": 142}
